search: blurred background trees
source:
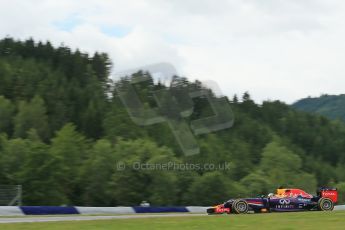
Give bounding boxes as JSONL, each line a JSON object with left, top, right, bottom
{"left": 0, "top": 37, "right": 344, "bottom": 205}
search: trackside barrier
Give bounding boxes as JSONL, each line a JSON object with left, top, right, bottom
{"left": 0, "top": 206, "right": 208, "bottom": 215}
{"left": 0, "top": 205, "right": 343, "bottom": 215}
{"left": 76, "top": 207, "right": 135, "bottom": 215}
{"left": 186, "top": 206, "right": 209, "bottom": 213}
{"left": 0, "top": 207, "right": 25, "bottom": 216}
{"left": 334, "top": 205, "right": 345, "bottom": 211}
{"left": 133, "top": 206, "right": 189, "bottom": 213}
{"left": 20, "top": 206, "right": 79, "bottom": 215}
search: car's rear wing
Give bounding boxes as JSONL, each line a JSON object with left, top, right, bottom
{"left": 317, "top": 187, "right": 338, "bottom": 203}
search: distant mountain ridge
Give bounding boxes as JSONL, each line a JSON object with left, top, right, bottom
{"left": 292, "top": 94, "right": 345, "bottom": 121}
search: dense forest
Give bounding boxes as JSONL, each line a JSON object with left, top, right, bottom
{"left": 0, "top": 37, "right": 345, "bottom": 206}
{"left": 293, "top": 94, "right": 345, "bottom": 122}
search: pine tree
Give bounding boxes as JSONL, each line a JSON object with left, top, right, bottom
{"left": 14, "top": 95, "right": 49, "bottom": 140}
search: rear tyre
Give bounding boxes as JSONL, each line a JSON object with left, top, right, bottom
{"left": 318, "top": 197, "right": 334, "bottom": 211}
{"left": 232, "top": 199, "right": 249, "bottom": 214}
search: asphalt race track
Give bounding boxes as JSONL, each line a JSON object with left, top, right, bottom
{"left": 1, "top": 205, "right": 344, "bottom": 224}
{"left": 0, "top": 213, "right": 207, "bottom": 224}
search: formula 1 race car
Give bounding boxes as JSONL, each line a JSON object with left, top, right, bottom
{"left": 207, "top": 187, "right": 338, "bottom": 214}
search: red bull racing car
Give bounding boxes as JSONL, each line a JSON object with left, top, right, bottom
{"left": 207, "top": 187, "right": 338, "bottom": 214}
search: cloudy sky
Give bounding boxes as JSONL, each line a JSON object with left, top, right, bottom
{"left": 1, "top": 0, "right": 345, "bottom": 103}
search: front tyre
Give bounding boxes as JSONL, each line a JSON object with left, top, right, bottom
{"left": 318, "top": 197, "right": 334, "bottom": 211}
{"left": 232, "top": 199, "right": 249, "bottom": 214}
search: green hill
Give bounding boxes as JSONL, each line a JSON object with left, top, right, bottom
{"left": 292, "top": 94, "right": 345, "bottom": 121}
{"left": 1, "top": 37, "right": 345, "bottom": 206}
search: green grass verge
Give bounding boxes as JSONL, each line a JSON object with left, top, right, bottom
{"left": 1, "top": 211, "right": 345, "bottom": 230}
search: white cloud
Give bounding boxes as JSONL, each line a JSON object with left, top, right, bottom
{"left": 1, "top": 0, "right": 345, "bottom": 103}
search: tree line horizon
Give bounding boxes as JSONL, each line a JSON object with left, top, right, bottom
{"left": 0, "top": 37, "right": 344, "bottom": 206}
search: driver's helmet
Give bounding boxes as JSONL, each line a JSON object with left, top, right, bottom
{"left": 276, "top": 188, "right": 286, "bottom": 197}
